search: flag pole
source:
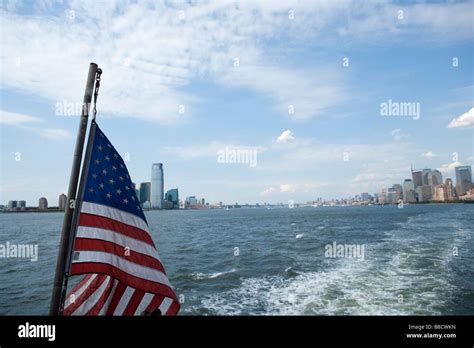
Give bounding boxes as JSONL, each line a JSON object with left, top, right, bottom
{"left": 50, "top": 62, "right": 99, "bottom": 315}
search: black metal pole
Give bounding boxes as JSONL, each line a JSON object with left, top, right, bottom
{"left": 50, "top": 62, "right": 98, "bottom": 315}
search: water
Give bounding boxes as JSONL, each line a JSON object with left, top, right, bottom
{"left": 0, "top": 204, "right": 473, "bottom": 315}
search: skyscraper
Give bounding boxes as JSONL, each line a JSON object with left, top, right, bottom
{"left": 139, "top": 182, "right": 151, "bottom": 204}
{"left": 151, "top": 163, "right": 164, "bottom": 209}
{"left": 455, "top": 165, "right": 472, "bottom": 196}
{"left": 411, "top": 169, "right": 423, "bottom": 188}
{"left": 165, "top": 188, "right": 179, "bottom": 208}
{"left": 58, "top": 193, "right": 67, "bottom": 210}
{"left": 402, "top": 179, "right": 416, "bottom": 203}
{"left": 39, "top": 197, "right": 48, "bottom": 210}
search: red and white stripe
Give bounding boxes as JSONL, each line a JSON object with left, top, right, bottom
{"left": 63, "top": 202, "right": 180, "bottom": 316}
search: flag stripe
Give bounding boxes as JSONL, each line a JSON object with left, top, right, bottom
{"left": 105, "top": 281, "right": 127, "bottom": 315}
{"left": 74, "top": 238, "right": 167, "bottom": 274}
{"left": 72, "top": 250, "right": 171, "bottom": 288}
{"left": 123, "top": 289, "right": 146, "bottom": 316}
{"left": 81, "top": 202, "right": 150, "bottom": 233}
{"left": 113, "top": 286, "right": 135, "bottom": 315}
{"left": 64, "top": 274, "right": 97, "bottom": 310}
{"left": 133, "top": 293, "right": 155, "bottom": 316}
{"left": 63, "top": 274, "right": 107, "bottom": 315}
{"left": 76, "top": 226, "right": 159, "bottom": 259}
{"left": 98, "top": 279, "right": 119, "bottom": 315}
{"left": 79, "top": 213, "right": 155, "bottom": 247}
{"left": 85, "top": 276, "right": 115, "bottom": 316}
{"left": 71, "top": 261, "right": 177, "bottom": 300}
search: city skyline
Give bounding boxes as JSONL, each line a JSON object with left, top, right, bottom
{"left": 3, "top": 162, "right": 472, "bottom": 208}
{"left": 1, "top": 1, "right": 473, "bottom": 204}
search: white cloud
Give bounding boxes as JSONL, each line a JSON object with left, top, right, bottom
{"left": 36, "top": 128, "right": 72, "bottom": 140}
{"left": 390, "top": 128, "right": 409, "bottom": 142}
{"left": 1, "top": 1, "right": 471, "bottom": 124}
{"left": 276, "top": 130, "right": 295, "bottom": 143}
{"left": 0, "top": 109, "right": 71, "bottom": 140}
{"left": 437, "top": 161, "right": 464, "bottom": 178}
{"left": 260, "top": 182, "right": 328, "bottom": 197}
{"left": 448, "top": 108, "right": 474, "bottom": 129}
{"left": 161, "top": 141, "right": 266, "bottom": 160}
{"left": 421, "top": 151, "right": 437, "bottom": 158}
{"left": 0, "top": 110, "right": 41, "bottom": 125}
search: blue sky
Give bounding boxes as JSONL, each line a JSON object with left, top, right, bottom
{"left": 1, "top": 0, "right": 473, "bottom": 205}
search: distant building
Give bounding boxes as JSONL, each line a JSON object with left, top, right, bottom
{"left": 18, "top": 200, "right": 26, "bottom": 210}
{"left": 360, "top": 192, "right": 369, "bottom": 201}
{"left": 39, "top": 197, "right": 48, "bottom": 210}
{"left": 455, "top": 165, "right": 472, "bottom": 196}
{"left": 151, "top": 163, "right": 164, "bottom": 209}
{"left": 392, "top": 184, "right": 403, "bottom": 202}
{"left": 7, "top": 200, "right": 17, "bottom": 210}
{"left": 139, "top": 182, "right": 151, "bottom": 204}
{"left": 411, "top": 169, "right": 423, "bottom": 188}
{"left": 433, "top": 184, "right": 448, "bottom": 201}
{"left": 415, "top": 185, "right": 432, "bottom": 202}
{"left": 402, "top": 179, "right": 416, "bottom": 203}
{"left": 445, "top": 178, "right": 455, "bottom": 200}
{"left": 427, "top": 170, "right": 443, "bottom": 187}
{"left": 186, "top": 196, "right": 197, "bottom": 206}
{"left": 58, "top": 194, "right": 67, "bottom": 210}
{"left": 165, "top": 188, "right": 179, "bottom": 208}
{"left": 198, "top": 198, "right": 205, "bottom": 205}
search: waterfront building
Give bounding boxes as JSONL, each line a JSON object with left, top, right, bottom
{"left": 7, "top": 200, "right": 17, "bottom": 210}
{"left": 433, "top": 184, "right": 448, "bottom": 201}
{"left": 402, "top": 179, "right": 416, "bottom": 203}
{"left": 139, "top": 182, "right": 151, "bottom": 204}
{"left": 38, "top": 197, "right": 48, "bottom": 210}
{"left": 445, "top": 178, "right": 455, "bottom": 200}
{"left": 186, "top": 196, "right": 198, "bottom": 206}
{"left": 165, "top": 188, "right": 179, "bottom": 208}
{"left": 455, "top": 165, "right": 472, "bottom": 196}
{"left": 151, "top": 163, "right": 164, "bottom": 209}
{"left": 411, "top": 169, "right": 423, "bottom": 188}
{"left": 415, "top": 185, "right": 432, "bottom": 202}
{"left": 392, "top": 184, "right": 403, "bottom": 201}
{"left": 427, "top": 170, "right": 443, "bottom": 187}
{"left": 58, "top": 194, "right": 67, "bottom": 210}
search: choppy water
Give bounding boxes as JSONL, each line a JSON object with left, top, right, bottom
{"left": 0, "top": 204, "right": 473, "bottom": 315}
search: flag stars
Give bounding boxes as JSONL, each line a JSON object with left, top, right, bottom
{"left": 88, "top": 188, "right": 94, "bottom": 193}
{"left": 119, "top": 176, "right": 124, "bottom": 181}
{"left": 102, "top": 169, "right": 107, "bottom": 175}
{"left": 98, "top": 145, "right": 103, "bottom": 151}
{"left": 109, "top": 179, "right": 115, "bottom": 185}
{"left": 116, "top": 189, "right": 122, "bottom": 195}
{"left": 106, "top": 193, "right": 112, "bottom": 198}
{"left": 114, "top": 153, "right": 118, "bottom": 159}
{"left": 123, "top": 198, "right": 128, "bottom": 204}
{"left": 107, "top": 143, "right": 112, "bottom": 148}
{"left": 125, "top": 186, "right": 130, "bottom": 191}
{"left": 105, "top": 155, "right": 110, "bottom": 161}
{"left": 131, "top": 196, "right": 135, "bottom": 201}
{"left": 120, "top": 164, "right": 124, "bottom": 169}
{"left": 99, "top": 183, "right": 105, "bottom": 189}
{"left": 95, "top": 159, "right": 100, "bottom": 165}
{"left": 112, "top": 166, "right": 117, "bottom": 171}
{"left": 92, "top": 173, "right": 97, "bottom": 179}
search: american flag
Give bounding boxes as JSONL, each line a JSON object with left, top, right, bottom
{"left": 63, "top": 123, "right": 180, "bottom": 315}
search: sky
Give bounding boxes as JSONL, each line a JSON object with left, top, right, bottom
{"left": 0, "top": 0, "right": 473, "bottom": 205}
